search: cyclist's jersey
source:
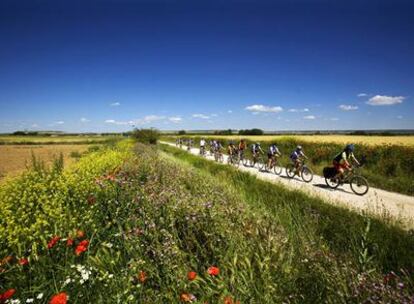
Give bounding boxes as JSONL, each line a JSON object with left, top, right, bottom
{"left": 227, "top": 145, "right": 236, "bottom": 155}
{"left": 334, "top": 151, "right": 354, "bottom": 164}
{"left": 200, "top": 139, "right": 206, "bottom": 147}
{"left": 251, "top": 144, "right": 261, "bottom": 153}
{"left": 290, "top": 150, "right": 304, "bottom": 161}
{"left": 268, "top": 145, "right": 280, "bottom": 156}
{"left": 238, "top": 141, "right": 246, "bottom": 150}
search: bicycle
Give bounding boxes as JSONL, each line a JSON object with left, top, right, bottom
{"left": 261, "top": 155, "right": 282, "bottom": 175}
{"left": 324, "top": 165, "right": 369, "bottom": 196}
{"left": 214, "top": 151, "right": 224, "bottom": 163}
{"left": 227, "top": 152, "right": 240, "bottom": 167}
{"left": 199, "top": 146, "right": 206, "bottom": 157}
{"left": 246, "top": 153, "right": 265, "bottom": 169}
{"left": 286, "top": 159, "right": 314, "bottom": 182}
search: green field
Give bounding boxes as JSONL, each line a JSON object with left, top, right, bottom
{"left": 0, "top": 139, "right": 413, "bottom": 303}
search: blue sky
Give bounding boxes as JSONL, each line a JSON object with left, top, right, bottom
{"left": 0, "top": 0, "right": 413, "bottom": 132}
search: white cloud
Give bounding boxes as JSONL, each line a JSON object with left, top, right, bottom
{"left": 105, "top": 115, "right": 166, "bottom": 126}
{"left": 227, "top": 110, "right": 233, "bottom": 114}
{"left": 110, "top": 102, "right": 121, "bottom": 106}
{"left": 339, "top": 104, "right": 359, "bottom": 111}
{"left": 80, "top": 117, "right": 90, "bottom": 123}
{"left": 31, "top": 123, "right": 39, "bottom": 128}
{"left": 357, "top": 93, "right": 367, "bottom": 97}
{"left": 211, "top": 113, "right": 218, "bottom": 117}
{"left": 55, "top": 121, "right": 64, "bottom": 125}
{"left": 367, "top": 95, "right": 405, "bottom": 106}
{"left": 245, "top": 104, "right": 283, "bottom": 113}
{"left": 288, "top": 108, "right": 309, "bottom": 113}
{"left": 303, "top": 115, "right": 316, "bottom": 120}
{"left": 192, "top": 114, "right": 210, "bottom": 119}
{"left": 169, "top": 116, "right": 182, "bottom": 123}
{"left": 105, "top": 119, "right": 116, "bottom": 124}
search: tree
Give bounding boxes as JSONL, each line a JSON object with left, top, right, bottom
{"left": 178, "top": 130, "right": 186, "bottom": 135}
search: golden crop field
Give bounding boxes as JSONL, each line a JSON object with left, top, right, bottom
{"left": 0, "top": 135, "right": 118, "bottom": 144}
{"left": 0, "top": 144, "right": 90, "bottom": 179}
{"left": 186, "top": 134, "right": 414, "bottom": 147}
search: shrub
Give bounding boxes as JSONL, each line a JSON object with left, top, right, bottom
{"left": 132, "top": 128, "right": 160, "bottom": 144}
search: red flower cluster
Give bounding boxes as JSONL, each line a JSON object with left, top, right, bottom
{"left": 138, "top": 271, "right": 147, "bottom": 283}
{"left": 75, "top": 240, "right": 89, "bottom": 256}
{"left": 0, "top": 289, "right": 16, "bottom": 303}
{"left": 76, "top": 230, "right": 85, "bottom": 239}
{"left": 187, "top": 271, "right": 197, "bottom": 281}
{"left": 207, "top": 266, "right": 220, "bottom": 276}
{"left": 224, "top": 296, "right": 240, "bottom": 304}
{"left": 66, "top": 238, "right": 74, "bottom": 247}
{"left": 18, "top": 258, "right": 29, "bottom": 266}
{"left": 49, "top": 292, "right": 67, "bottom": 304}
{"left": 47, "top": 236, "right": 61, "bottom": 249}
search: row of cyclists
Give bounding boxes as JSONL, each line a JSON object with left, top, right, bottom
{"left": 176, "top": 138, "right": 360, "bottom": 180}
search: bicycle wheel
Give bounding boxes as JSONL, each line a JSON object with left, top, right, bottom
{"left": 286, "top": 164, "right": 296, "bottom": 178}
{"left": 273, "top": 161, "right": 282, "bottom": 175}
{"left": 301, "top": 166, "right": 314, "bottom": 183}
{"left": 233, "top": 156, "right": 240, "bottom": 167}
{"left": 325, "top": 176, "right": 340, "bottom": 189}
{"left": 350, "top": 175, "right": 369, "bottom": 196}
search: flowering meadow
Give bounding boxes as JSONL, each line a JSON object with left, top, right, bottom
{"left": 1, "top": 140, "right": 413, "bottom": 303}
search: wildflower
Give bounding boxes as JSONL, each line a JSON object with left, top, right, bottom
{"left": 18, "top": 258, "right": 29, "bottom": 266}
{"left": 223, "top": 296, "right": 240, "bottom": 304}
{"left": 75, "top": 240, "right": 89, "bottom": 256}
{"left": 138, "top": 271, "right": 147, "bottom": 283}
{"left": 47, "top": 236, "right": 61, "bottom": 249}
{"left": 36, "top": 293, "right": 44, "bottom": 300}
{"left": 0, "top": 289, "right": 16, "bottom": 302}
{"left": 180, "top": 293, "right": 196, "bottom": 302}
{"left": 49, "top": 292, "right": 67, "bottom": 304}
{"left": 76, "top": 230, "right": 85, "bottom": 239}
{"left": 207, "top": 266, "right": 220, "bottom": 276}
{"left": 26, "top": 298, "right": 34, "bottom": 303}
{"left": 66, "top": 238, "right": 74, "bottom": 247}
{"left": 187, "top": 271, "right": 197, "bottom": 281}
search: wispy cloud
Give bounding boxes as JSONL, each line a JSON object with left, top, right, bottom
{"left": 366, "top": 95, "right": 405, "bottom": 106}
{"left": 55, "top": 121, "right": 65, "bottom": 125}
{"left": 357, "top": 93, "right": 367, "bottom": 97}
{"left": 168, "top": 116, "right": 182, "bottom": 123}
{"left": 192, "top": 114, "right": 210, "bottom": 119}
{"left": 330, "top": 118, "right": 339, "bottom": 121}
{"left": 245, "top": 104, "right": 283, "bottom": 113}
{"left": 303, "top": 115, "right": 316, "bottom": 120}
{"left": 288, "top": 108, "right": 309, "bottom": 113}
{"left": 80, "top": 117, "right": 90, "bottom": 123}
{"left": 339, "top": 104, "right": 358, "bottom": 111}
{"left": 397, "top": 115, "right": 403, "bottom": 119}
{"left": 31, "top": 123, "right": 39, "bottom": 128}
{"left": 227, "top": 110, "right": 233, "bottom": 114}
{"left": 105, "top": 115, "right": 166, "bottom": 126}
{"left": 110, "top": 102, "right": 121, "bottom": 106}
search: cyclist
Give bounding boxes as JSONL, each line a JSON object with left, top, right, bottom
{"left": 267, "top": 143, "right": 282, "bottom": 170}
{"left": 238, "top": 139, "right": 246, "bottom": 159}
{"left": 333, "top": 144, "right": 360, "bottom": 180}
{"left": 251, "top": 142, "right": 264, "bottom": 163}
{"left": 290, "top": 145, "right": 308, "bottom": 176}
{"left": 227, "top": 141, "right": 237, "bottom": 162}
{"left": 200, "top": 138, "right": 206, "bottom": 155}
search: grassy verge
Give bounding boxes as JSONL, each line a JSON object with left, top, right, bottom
{"left": 159, "top": 144, "right": 414, "bottom": 271}
{"left": 1, "top": 141, "right": 413, "bottom": 303}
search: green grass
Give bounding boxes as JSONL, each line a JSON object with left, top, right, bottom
{"left": 163, "top": 136, "right": 414, "bottom": 196}
{"left": 1, "top": 141, "right": 413, "bottom": 303}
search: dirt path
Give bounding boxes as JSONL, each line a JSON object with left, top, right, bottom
{"left": 162, "top": 142, "right": 414, "bottom": 227}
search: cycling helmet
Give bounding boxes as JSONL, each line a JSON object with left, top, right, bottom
{"left": 345, "top": 144, "right": 355, "bottom": 152}
{"left": 256, "top": 142, "right": 261, "bottom": 146}
{"left": 296, "top": 145, "right": 302, "bottom": 151}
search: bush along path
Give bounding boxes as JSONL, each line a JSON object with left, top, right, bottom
{"left": 0, "top": 141, "right": 413, "bottom": 303}
{"left": 160, "top": 141, "right": 414, "bottom": 228}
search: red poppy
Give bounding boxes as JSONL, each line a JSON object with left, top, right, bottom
{"left": 49, "top": 292, "right": 67, "bottom": 304}
{"left": 76, "top": 230, "right": 85, "bottom": 239}
{"left": 0, "top": 289, "right": 16, "bottom": 302}
{"left": 18, "top": 258, "right": 29, "bottom": 266}
{"left": 180, "top": 293, "right": 194, "bottom": 302}
{"left": 207, "top": 266, "right": 220, "bottom": 276}
{"left": 187, "top": 271, "right": 197, "bottom": 281}
{"left": 66, "top": 238, "right": 74, "bottom": 247}
{"left": 138, "top": 271, "right": 147, "bottom": 283}
{"left": 47, "top": 236, "right": 61, "bottom": 249}
{"left": 75, "top": 240, "right": 89, "bottom": 256}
